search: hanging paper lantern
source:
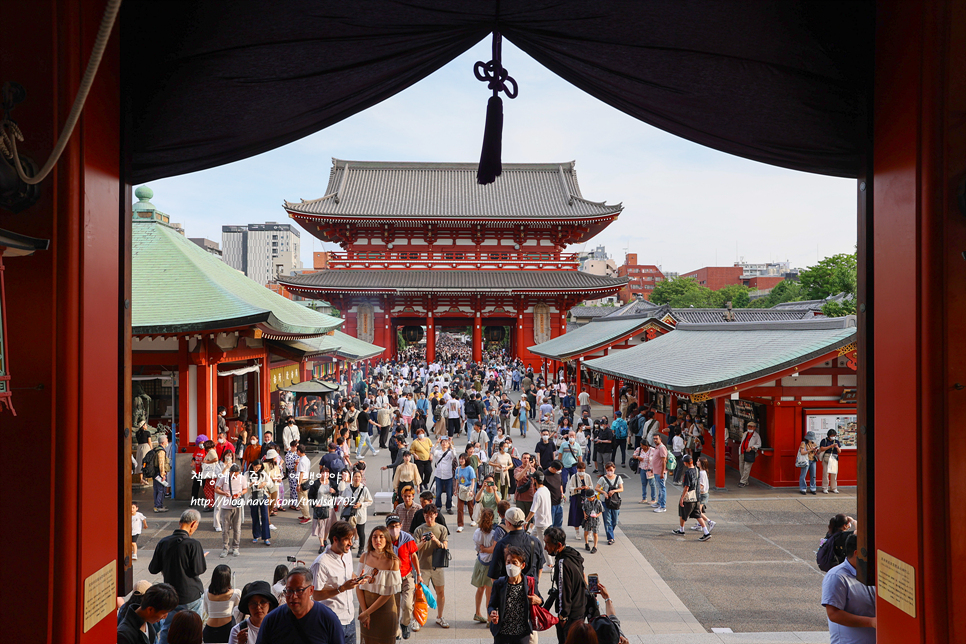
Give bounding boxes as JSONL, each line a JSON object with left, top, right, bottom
{"left": 483, "top": 326, "right": 506, "bottom": 343}
{"left": 401, "top": 325, "right": 424, "bottom": 343}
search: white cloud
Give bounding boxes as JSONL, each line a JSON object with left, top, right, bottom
{"left": 150, "top": 40, "right": 856, "bottom": 275}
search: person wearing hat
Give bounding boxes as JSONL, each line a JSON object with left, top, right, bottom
{"left": 671, "top": 454, "right": 712, "bottom": 541}
{"left": 227, "top": 580, "right": 278, "bottom": 644}
{"left": 487, "top": 506, "right": 546, "bottom": 584}
{"left": 736, "top": 421, "right": 762, "bottom": 487}
{"left": 798, "top": 431, "right": 820, "bottom": 495}
{"left": 818, "top": 429, "right": 843, "bottom": 494}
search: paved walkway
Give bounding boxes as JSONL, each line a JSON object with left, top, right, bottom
{"left": 132, "top": 392, "right": 836, "bottom": 642}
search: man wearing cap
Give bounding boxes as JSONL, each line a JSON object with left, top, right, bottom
{"left": 488, "top": 506, "right": 546, "bottom": 584}
{"left": 310, "top": 520, "right": 365, "bottom": 644}
{"left": 229, "top": 580, "right": 278, "bottom": 644}
{"left": 386, "top": 514, "right": 422, "bottom": 639}
{"left": 736, "top": 421, "right": 762, "bottom": 488}
{"left": 671, "top": 454, "right": 712, "bottom": 541}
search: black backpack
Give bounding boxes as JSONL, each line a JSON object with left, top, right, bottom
{"left": 816, "top": 530, "right": 852, "bottom": 572}
{"left": 516, "top": 473, "right": 532, "bottom": 495}
{"left": 142, "top": 448, "right": 161, "bottom": 479}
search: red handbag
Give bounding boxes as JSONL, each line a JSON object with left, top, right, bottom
{"left": 527, "top": 576, "right": 559, "bottom": 631}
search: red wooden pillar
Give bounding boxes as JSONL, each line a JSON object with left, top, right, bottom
{"left": 197, "top": 339, "right": 215, "bottom": 440}
{"left": 299, "top": 358, "right": 311, "bottom": 383}
{"left": 871, "top": 1, "right": 966, "bottom": 639}
{"left": 260, "top": 349, "right": 271, "bottom": 424}
{"left": 425, "top": 297, "right": 436, "bottom": 363}
{"left": 714, "top": 397, "right": 727, "bottom": 489}
{"left": 473, "top": 308, "right": 483, "bottom": 363}
{"left": 178, "top": 337, "right": 190, "bottom": 445}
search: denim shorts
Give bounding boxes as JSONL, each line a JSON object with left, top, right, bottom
{"left": 697, "top": 492, "right": 709, "bottom": 510}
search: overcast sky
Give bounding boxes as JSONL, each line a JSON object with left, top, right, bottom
{"left": 149, "top": 39, "right": 857, "bottom": 276}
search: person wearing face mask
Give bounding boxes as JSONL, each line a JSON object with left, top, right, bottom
{"left": 736, "top": 421, "right": 762, "bottom": 487}
{"left": 217, "top": 406, "right": 228, "bottom": 435}
{"left": 385, "top": 515, "right": 422, "bottom": 639}
{"left": 559, "top": 431, "right": 582, "bottom": 490}
{"left": 214, "top": 431, "right": 235, "bottom": 461}
{"left": 534, "top": 429, "right": 556, "bottom": 471}
{"left": 215, "top": 462, "right": 248, "bottom": 557}
{"left": 543, "top": 526, "right": 587, "bottom": 642}
{"left": 487, "top": 546, "right": 541, "bottom": 644}
{"left": 242, "top": 434, "right": 261, "bottom": 473}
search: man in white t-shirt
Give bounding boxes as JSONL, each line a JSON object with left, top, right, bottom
{"left": 296, "top": 445, "right": 312, "bottom": 523}
{"left": 577, "top": 390, "right": 591, "bottom": 416}
{"left": 311, "top": 520, "right": 365, "bottom": 643}
{"left": 216, "top": 463, "right": 248, "bottom": 556}
{"left": 526, "top": 470, "right": 553, "bottom": 557}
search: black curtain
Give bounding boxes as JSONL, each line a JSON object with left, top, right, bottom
{"left": 123, "top": 1, "right": 873, "bottom": 183}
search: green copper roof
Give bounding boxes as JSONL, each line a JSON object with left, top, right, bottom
{"left": 529, "top": 315, "right": 670, "bottom": 360}
{"left": 272, "top": 330, "right": 384, "bottom": 361}
{"left": 583, "top": 317, "right": 857, "bottom": 395}
{"left": 132, "top": 218, "right": 344, "bottom": 336}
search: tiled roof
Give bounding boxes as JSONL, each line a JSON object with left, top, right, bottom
{"left": 529, "top": 316, "right": 671, "bottom": 360}
{"left": 670, "top": 308, "right": 812, "bottom": 324}
{"left": 280, "top": 270, "right": 628, "bottom": 294}
{"left": 569, "top": 305, "right": 615, "bottom": 319}
{"left": 602, "top": 300, "right": 667, "bottom": 318}
{"left": 584, "top": 317, "right": 857, "bottom": 395}
{"left": 132, "top": 219, "right": 344, "bottom": 336}
{"left": 272, "top": 330, "right": 384, "bottom": 361}
{"left": 284, "top": 159, "right": 622, "bottom": 220}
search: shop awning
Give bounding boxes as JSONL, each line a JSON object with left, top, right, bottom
{"left": 583, "top": 317, "right": 857, "bottom": 397}
{"left": 528, "top": 315, "right": 672, "bottom": 361}
{"left": 271, "top": 330, "right": 384, "bottom": 362}
{"left": 279, "top": 380, "right": 341, "bottom": 395}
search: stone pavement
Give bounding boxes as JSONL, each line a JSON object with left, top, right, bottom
{"left": 131, "top": 391, "right": 840, "bottom": 642}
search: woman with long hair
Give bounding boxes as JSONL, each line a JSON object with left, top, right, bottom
{"left": 201, "top": 564, "right": 240, "bottom": 643}
{"left": 471, "top": 508, "right": 496, "bottom": 624}
{"left": 356, "top": 526, "right": 402, "bottom": 644}
{"left": 200, "top": 441, "right": 219, "bottom": 511}
{"left": 247, "top": 459, "right": 272, "bottom": 546}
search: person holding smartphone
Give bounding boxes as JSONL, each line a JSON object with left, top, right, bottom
{"left": 311, "top": 520, "right": 367, "bottom": 644}
{"left": 227, "top": 580, "right": 277, "bottom": 644}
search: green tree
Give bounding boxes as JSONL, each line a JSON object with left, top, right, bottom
{"left": 798, "top": 252, "right": 857, "bottom": 301}
{"left": 712, "top": 284, "right": 753, "bottom": 308}
{"left": 649, "top": 276, "right": 714, "bottom": 307}
{"left": 748, "top": 279, "right": 804, "bottom": 308}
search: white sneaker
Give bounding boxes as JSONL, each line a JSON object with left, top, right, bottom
{"left": 457, "top": 526, "right": 463, "bottom": 533}
{"left": 690, "top": 525, "right": 700, "bottom": 530}
{"left": 708, "top": 521, "right": 717, "bottom": 532}
{"left": 831, "top": 490, "right": 840, "bottom": 494}
{"left": 470, "top": 521, "right": 477, "bottom": 527}
{"left": 132, "top": 553, "right": 138, "bottom": 560}
{"left": 215, "top": 527, "right": 223, "bottom": 532}
{"left": 270, "top": 524, "right": 277, "bottom": 531}
{"left": 653, "top": 508, "right": 667, "bottom": 513}
{"left": 410, "top": 620, "right": 421, "bottom": 633}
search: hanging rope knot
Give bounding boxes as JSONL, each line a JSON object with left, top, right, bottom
{"left": 474, "top": 59, "right": 518, "bottom": 99}
{"left": 475, "top": 31, "right": 518, "bottom": 185}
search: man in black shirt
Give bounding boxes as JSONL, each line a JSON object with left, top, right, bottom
{"left": 671, "top": 454, "right": 712, "bottom": 542}
{"left": 544, "top": 460, "right": 565, "bottom": 528}
{"left": 410, "top": 490, "right": 448, "bottom": 532}
{"left": 488, "top": 507, "right": 546, "bottom": 583}
{"left": 148, "top": 509, "right": 207, "bottom": 644}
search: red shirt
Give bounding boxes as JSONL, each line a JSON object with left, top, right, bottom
{"left": 215, "top": 441, "right": 235, "bottom": 460}
{"left": 192, "top": 446, "right": 207, "bottom": 474}
{"left": 393, "top": 534, "right": 419, "bottom": 577}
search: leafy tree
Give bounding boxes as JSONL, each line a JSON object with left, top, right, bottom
{"left": 822, "top": 300, "right": 857, "bottom": 317}
{"left": 712, "top": 284, "right": 753, "bottom": 309}
{"left": 748, "top": 279, "right": 804, "bottom": 308}
{"left": 649, "top": 276, "right": 714, "bottom": 307}
{"left": 798, "top": 252, "right": 857, "bottom": 301}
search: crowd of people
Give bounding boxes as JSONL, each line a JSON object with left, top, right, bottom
{"left": 129, "top": 346, "right": 870, "bottom": 643}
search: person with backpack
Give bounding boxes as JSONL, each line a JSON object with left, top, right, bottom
{"left": 134, "top": 422, "right": 155, "bottom": 485}
{"left": 816, "top": 514, "right": 857, "bottom": 572}
{"left": 142, "top": 441, "right": 170, "bottom": 513}
{"left": 585, "top": 582, "right": 629, "bottom": 644}
{"left": 821, "top": 533, "right": 877, "bottom": 642}
{"left": 542, "top": 526, "right": 587, "bottom": 643}
{"left": 488, "top": 507, "right": 547, "bottom": 585}
{"left": 610, "top": 411, "right": 629, "bottom": 468}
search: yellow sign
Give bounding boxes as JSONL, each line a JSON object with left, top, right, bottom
{"left": 878, "top": 549, "right": 916, "bottom": 618}
{"left": 271, "top": 365, "right": 301, "bottom": 392}
{"left": 83, "top": 560, "right": 117, "bottom": 632}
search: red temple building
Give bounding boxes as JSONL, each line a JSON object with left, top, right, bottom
{"left": 279, "top": 160, "right": 628, "bottom": 366}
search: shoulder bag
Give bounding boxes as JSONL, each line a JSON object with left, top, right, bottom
{"left": 794, "top": 443, "right": 809, "bottom": 467}
{"left": 431, "top": 545, "right": 451, "bottom": 569}
{"left": 528, "top": 576, "right": 559, "bottom": 631}
{"left": 341, "top": 486, "right": 364, "bottom": 522}
{"left": 604, "top": 477, "right": 622, "bottom": 510}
